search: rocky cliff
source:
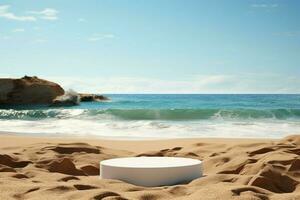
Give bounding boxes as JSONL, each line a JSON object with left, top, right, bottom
{"left": 0, "top": 76, "right": 65, "bottom": 105}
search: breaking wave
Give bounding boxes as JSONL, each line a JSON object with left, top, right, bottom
{"left": 0, "top": 108, "right": 300, "bottom": 121}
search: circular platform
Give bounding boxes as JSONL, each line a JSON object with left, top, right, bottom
{"left": 100, "top": 157, "right": 202, "bottom": 187}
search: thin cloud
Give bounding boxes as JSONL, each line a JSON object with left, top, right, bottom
{"left": 251, "top": 4, "right": 278, "bottom": 8}
{"left": 12, "top": 28, "right": 25, "bottom": 32}
{"left": 46, "top": 74, "right": 300, "bottom": 94}
{"left": 33, "top": 39, "right": 47, "bottom": 43}
{"left": 273, "top": 31, "right": 300, "bottom": 37}
{"left": 0, "top": 5, "right": 36, "bottom": 21}
{"left": 78, "top": 18, "right": 86, "bottom": 22}
{"left": 194, "top": 75, "right": 233, "bottom": 86}
{"left": 0, "top": 35, "right": 11, "bottom": 40}
{"left": 33, "top": 26, "right": 41, "bottom": 31}
{"left": 88, "top": 34, "right": 116, "bottom": 41}
{"left": 28, "top": 8, "right": 58, "bottom": 20}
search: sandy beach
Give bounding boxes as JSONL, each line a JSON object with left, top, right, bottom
{"left": 0, "top": 134, "right": 299, "bottom": 200}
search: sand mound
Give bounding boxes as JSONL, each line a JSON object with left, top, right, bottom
{"left": 0, "top": 154, "right": 31, "bottom": 168}
{"left": 0, "top": 135, "right": 299, "bottom": 199}
{"left": 73, "top": 184, "right": 98, "bottom": 190}
{"left": 289, "top": 159, "right": 300, "bottom": 172}
{"left": 59, "top": 175, "right": 80, "bottom": 182}
{"left": 248, "top": 165, "right": 298, "bottom": 193}
{"left": 281, "top": 135, "right": 300, "bottom": 145}
{"left": 47, "top": 158, "right": 86, "bottom": 176}
{"left": 93, "top": 191, "right": 122, "bottom": 200}
{"left": 80, "top": 165, "right": 100, "bottom": 175}
{"left": 0, "top": 164, "right": 16, "bottom": 172}
{"left": 49, "top": 143, "right": 101, "bottom": 154}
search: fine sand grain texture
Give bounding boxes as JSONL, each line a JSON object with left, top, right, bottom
{"left": 0, "top": 134, "right": 299, "bottom": 200}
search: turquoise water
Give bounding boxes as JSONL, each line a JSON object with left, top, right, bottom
{"left": 0, "top": 94, "right": 300, "bottom": 138}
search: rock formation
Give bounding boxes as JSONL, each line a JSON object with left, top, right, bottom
{"left": 0, "top": 76, "right": 64, "bottom": 105}
{"left": 79, "top": 93, "right": 109, "bottom": 102}
{"left": 0, "top": 76, "right": 109, "bottom": 106}
{"left": 51, "top": 89, "right": 80, "bottom": 107}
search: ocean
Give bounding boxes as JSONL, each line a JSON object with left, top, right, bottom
{"left": 0, "top": 94, "right": 300, "bottom": 139}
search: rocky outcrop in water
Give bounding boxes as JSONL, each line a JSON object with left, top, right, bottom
{"left": 79, "top": 93, "right": 109, "bottom": 102}
{"left": 0, "top": 76, "right": 64, "bottom": 105}
{"left": 51, "top": 90, "right": 80, "bottom": 107}
{"left": 0, "top": 76, "right": 109, "bottom": 106}
{"left": 51, "top": 92, "right": 109, "bottom": 107}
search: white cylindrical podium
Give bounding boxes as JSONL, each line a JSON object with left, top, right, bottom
{"left": 100, "top": 157, "right": 202, "bottom": 187}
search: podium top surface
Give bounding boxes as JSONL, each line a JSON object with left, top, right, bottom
{"left": 100, "top": 157, "right": 201, "bottom": 169}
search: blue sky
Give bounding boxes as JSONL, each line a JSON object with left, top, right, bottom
{"left": 0, "top": 0, "right": 299, "bottom": 93}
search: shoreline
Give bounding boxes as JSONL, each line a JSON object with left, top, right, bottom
{"left": 0, "top": 130, "right": 287, "bottom": 141}
{"left": 0, "top": 131, "right": 277, "bottom": 151}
